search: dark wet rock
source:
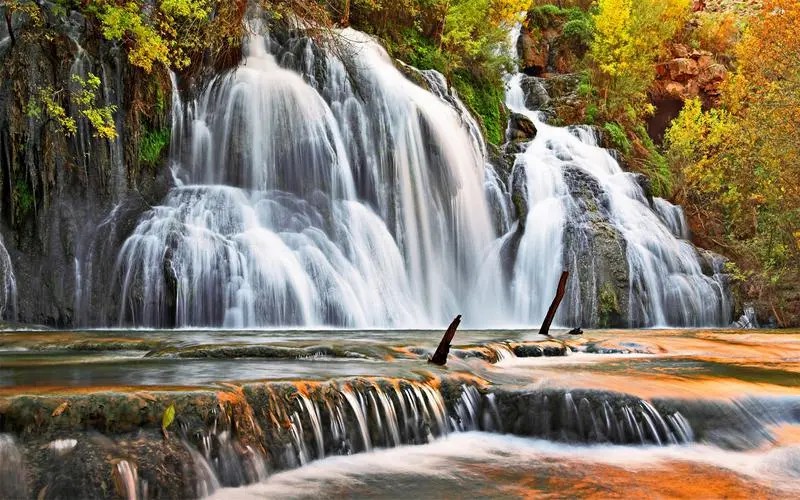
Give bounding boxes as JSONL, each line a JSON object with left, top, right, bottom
{"left": 498, "top": 228, "right": 523, "bottom": 285}
{"left": 488, "top": 387, "right": 780, "bottom": 449}
{"left": 511, "top": 341, "right": 567, "bottom": 358}
{"left": 652, "top": 397, "right": 774, "bottom": 450}
{"left": 0, "top": 375, "right": 482, "bottom": 497}
{"left": 507, "top": 112, "right": 537, "bottom": 141}
{"left": 518, "top": 74, "right": 583, "bottom": 125}
{"left": 503, "top": 139, "right": 529, "bottom": 156}
{"left": 559, "top": 164, "right": 630, "bottom": 328}
{"left": 490, "top": 388, "right": 671, "bottom": 444}
{"left": 0, "top": 4, "right": 173, "bottom": 327}
{"left": 1, "top": 373, "right": 792, "bottom": 497}
{"left": 567, "top": 327, "right": 583, "bottom": 335}
{"left": 488, "top": 143, "right": 515, "bottom": 180}
{"left": 696, "top": 247, "right": 729, "bottom": 278}
{"left": 510, "top": 163, "right": 529, "bottom": 227}
{"left": 582, "top": 340, "right": 662, "bottom": 354}
{"left": 394, "top": 60, "right": 431, "bottom": 91}
{"left": 632, "top": 173, "right": 654, "bottom": 206}
{"left": 519, "top": 76, "right": 551, "bottom": 111}
{"left": 513, "top": 344, "right": 543, "bottom": 357}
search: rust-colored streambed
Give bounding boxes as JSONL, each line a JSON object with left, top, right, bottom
{"left": 1, "top": 328, "right": 799, "bottom": 498}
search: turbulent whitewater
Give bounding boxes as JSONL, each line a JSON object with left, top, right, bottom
{"left": 113, "top": 21, "right": 729, "bottom": 328}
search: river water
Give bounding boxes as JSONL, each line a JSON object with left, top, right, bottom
{"left": 1, "top": 327, "right": 799, "bottom": 498}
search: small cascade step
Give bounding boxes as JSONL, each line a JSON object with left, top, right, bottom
{"left": 1, "top": 376, "right": 796, "bottom": 498}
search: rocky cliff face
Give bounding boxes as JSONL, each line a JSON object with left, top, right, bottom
{"left": 0, "top": 7, "right": 173, "bottom": 326}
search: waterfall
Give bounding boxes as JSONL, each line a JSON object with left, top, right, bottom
{"left": 0, "top": 236, "right": 17, "bottom": 321}
{"left": 115, "top": 21, "right": 502, "bottom": 328}
{"left": 112, "top": 19, "right": 729, "bottom": 328}
{"left": 500, "top": 68, "right": 730, "bottom": 327}
{"left": 0, "top": 434, "right": 27, "bottom": 498}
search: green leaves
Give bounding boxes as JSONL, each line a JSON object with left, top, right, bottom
{"left": 26, "top": 73, "right": 118, "bottom": 140}
{"left": 162, "top": 403, "right": 176, "bottom": 432}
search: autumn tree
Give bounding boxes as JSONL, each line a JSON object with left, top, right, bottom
{"left": 665, "top": 0, "right": 800, "bottom": 323}
{"left": 588, "top": 0, "right": 689, "bottom": 121}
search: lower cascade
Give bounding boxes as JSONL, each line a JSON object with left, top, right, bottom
{"left": 108, "top": 18, "right": 730, "bottom": 329}
{"left": 2, "top": 373, "right": 795, "bottom": 498}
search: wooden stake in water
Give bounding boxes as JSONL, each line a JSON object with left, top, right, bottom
{"left": 539, "top": 270, "right": 569, "bottom": 337}
{"left": 429, "top": 314, "right": 461, "bottom": 366}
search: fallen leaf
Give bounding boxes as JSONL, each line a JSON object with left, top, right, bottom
{"left": 52, "top": 402, "right": 69, "bottom": 417}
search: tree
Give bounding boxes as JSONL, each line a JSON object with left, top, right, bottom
{"left": 588, "top": 0, "right": 689, "bottom": 121}
{"left": 665, "top": 0, "right": 800, "bottom": 323}
{"left": 1, "top": 0, "right": 43, "bottom": 45}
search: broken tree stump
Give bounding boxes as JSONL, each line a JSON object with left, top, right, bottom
{"left": 429, "top": 314, "right": 461, "bottom": 366}
{"left": 538, "top": 270, "right": 569, "bottom": 337}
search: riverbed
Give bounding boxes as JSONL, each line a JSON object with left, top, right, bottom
{"left": 1, "top": 328, "right": 799, "bottom": 498}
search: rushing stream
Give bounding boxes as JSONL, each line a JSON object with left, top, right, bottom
{"left": 1, "top": 327, "right": 799, "bottom": 498}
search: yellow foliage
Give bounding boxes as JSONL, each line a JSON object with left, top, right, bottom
{"left": 665, "top": 0, "right": 800, "bottom": 291}
{"left": 589, "top": 0, "right": 690, "bottom": 121}
{"left": 692, "top": 10, "right": 739, "bottom": 55}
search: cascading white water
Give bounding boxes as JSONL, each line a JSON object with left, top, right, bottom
{"left": 653, "top": 197, "right": 690, "bottom": 240}
{"left": 502, "top": 70, "right": 729, "bottom": 326}
{"left": 113, "top": 18, "right": 728, "bottom": 328}
{"left": 116, "top": 21, "right": 503, "bottom": 328}
{"left": 0, "top": 236, "right": 17, "bottom": 321}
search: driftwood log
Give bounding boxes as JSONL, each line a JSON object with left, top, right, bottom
{"left": 538, "top": 270, "right": 569, "bottom": 337}
{"left": 429, "top": 314, "right": 461, "bottom": 366}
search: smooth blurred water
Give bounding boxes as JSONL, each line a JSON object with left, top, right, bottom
{"left": 2, "top": 327, "right": 800, "bottom": 497}
{"left": 110, "top": 21, "right": 730, "bottom": 330}
{"left": 209, "top": 431, "right": 800, "bottom": 499}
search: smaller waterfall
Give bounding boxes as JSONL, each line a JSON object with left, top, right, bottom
{"left": 111, "top": 459, "right": 140, "bottom": 500}
{"left": 0, "top": 236, "right": 17, "bottom": 320}
{"left": 501, "top": 69, "right": 730, "bottom": 327}
{"left": 653, "top": 197, "right": 690, "bottom": 239}
{"left": 68, "top": 40, "right": 93, "bottom": 180}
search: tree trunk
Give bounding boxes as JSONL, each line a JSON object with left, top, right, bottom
{"left": 538, "top": 270, "right": 569, "bottom": 337}
{"left": 429, "top": 314, "right": 461, "bottom": 366}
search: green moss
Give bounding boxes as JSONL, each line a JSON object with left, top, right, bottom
{"left": 139, "top": 127, "right": 170, "bottom": 167}
{"left": 12, "top": 178, "right": 35, "bottom": 222}
{"left": 452, "top": 72, "right": 506, "bottom": 146}
{"left": 392, "top": 29, "right": 448, "bottom": 74}
{"left": 528, "top": 5, "right": 569, "bottom": 28}
{"left": 602, "top": 121, "right": 631, "bottom": 155}
{"left": 598, "top": 283, "right": 620, "bottom": 328}
{"left": 562, "top": 14, "right": 593, "bottom": 49}
{"left": 634, "top": 125, "right": 673, "bottom": 198}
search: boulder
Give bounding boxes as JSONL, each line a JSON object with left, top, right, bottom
{"left": 667, "top": 57, "right": 699, "bottom": 81}
{"left": 698, "top": 63, "right": 726, "bottom": 86}
{"left": 518, "top": 27, "right": 547, "bottom": 75}
{"left": 519, "top": 76, "right": 551, "bottom": 111}
{"left": 507, "top": 112, "right": 537, "bottom": 141}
